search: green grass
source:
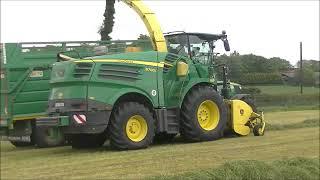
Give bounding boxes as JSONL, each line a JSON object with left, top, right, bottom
{"left": 266, "top": 119, "right": 319, "bottom": 131}
{"left": 260, "top": 105, "right": 319, "bottom": 112}
{"left": 1, "top": 127, "right": 318, "bottom": 179}
{"left": 150, "top": 157, "right": 320, "bottom": 180}
{"left": 1, "top": 110, "right": 319, "bottom": 179}
{"left": 247, "top": 84, "right": 319, "bottom": 95}
{"left": 264, "top": 110, "right": 319, "bottom": 125}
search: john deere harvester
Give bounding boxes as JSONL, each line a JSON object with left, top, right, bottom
{"left": 36, "top": 0, "right": 265, "bottom": 149}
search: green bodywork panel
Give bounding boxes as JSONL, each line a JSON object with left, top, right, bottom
{"left": 1, "top": 43, "right": 60, "bottom": 129}
{"left": 0, "top": 40, "right": 152, "bottom": 130}
{"left": 49, "top": 51, "right": 216, "bottom": 109}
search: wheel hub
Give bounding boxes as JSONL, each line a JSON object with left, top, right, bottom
{"left": 126, "top": 115, "right": 148, "bottom": 142}
{"left": 197, "top": 100, "right": 220, "bottom": 131}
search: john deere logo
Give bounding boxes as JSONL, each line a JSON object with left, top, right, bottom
{"left": 240, "top": 109, "right": 244, "bottom": 115}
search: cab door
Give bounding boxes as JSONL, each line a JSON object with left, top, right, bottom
{"left": 162, "top": 53, "right": 189, "bottom": 108}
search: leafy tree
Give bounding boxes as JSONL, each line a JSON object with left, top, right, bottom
{"left": 99, "top": 0, "right": 116, "bottom": 41}
{"left": 216, "top": 52, "right": 293, "bottom": 84}
{"left": 216, "top": 54, "right": 242, "bottom": 81}
{"left": 137, "top": 34, "right": 150, "bottom": 40}
{"left": 268, "top": 57, "right": 293, "bottom": 72}
{"left": 297, "top": 60, "right": 320, "bottom": 72}
{"left": 294, "top": 60, "right": 320, "bottom": 86}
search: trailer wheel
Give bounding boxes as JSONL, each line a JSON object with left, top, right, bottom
{"left": 9, "top": 141, "right": 34, "bottom": 147}
{"left": 109, "top": 102, "right": 155, "bottom": 150}
{"left": 180, "top": 86, "right": 227, "bottom": 141}
{"left": 71, "top": 133, "right": 106, "bottom": 149}
{"left": 35, "top": 127, "right": 65, "bottom": 148}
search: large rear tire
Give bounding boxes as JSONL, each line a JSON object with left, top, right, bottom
{"left": 109, "top": 102, "right": 155, "bottom": 150}
{"left": 34, "top": 127, "right": 65, "bottom": 148}
{"left": 180, "top": 86, "right": 227, "bottom": 141}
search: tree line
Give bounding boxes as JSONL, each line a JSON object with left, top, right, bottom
{"left": 216, "top": 51, "right": 319, "bottom": 86}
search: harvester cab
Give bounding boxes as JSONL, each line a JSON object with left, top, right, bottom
{"left": 164, "top": 31, "right": 230, "bottom": 62}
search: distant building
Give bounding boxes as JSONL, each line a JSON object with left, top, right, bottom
{"left": 280, "top": 68, "right": 297, "bottom": 84}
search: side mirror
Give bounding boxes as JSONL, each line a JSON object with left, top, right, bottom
{"left": 223, "top": 39, "right": 230, "bottom": 52}
{"left": 176, "top": 61, "right": 189, "bottom": 77}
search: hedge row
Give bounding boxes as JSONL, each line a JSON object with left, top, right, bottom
{"left": 236, "top": 73, "right": 283, "bottom": 85}
{"left": 254, "top": 94, "right": 320, "bottom": 107}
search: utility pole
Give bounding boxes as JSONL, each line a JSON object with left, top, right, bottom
{"left": 300, "top": 42, "right": 303, "bottom": 94}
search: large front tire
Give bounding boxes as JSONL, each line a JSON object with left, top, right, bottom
{"left": 109, "top": 102, "right": 155, "bottom": 150}
{"left": 180, "top": 86, "right": 227, "bottom": 141}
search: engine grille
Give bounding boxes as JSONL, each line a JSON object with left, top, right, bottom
{"left": 98, "top": 64, "right": 142, "bottom": 81}
{"left": 73, "top": 63, "right": 93, "bottom": 78}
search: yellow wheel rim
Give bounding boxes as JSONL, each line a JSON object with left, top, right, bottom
{"left": 197, "top": 100, "right": 220, "bottom": 131}
{"left": 126, "top": 115, "right": 148, "bottom": 142}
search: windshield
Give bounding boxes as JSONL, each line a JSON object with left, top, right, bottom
{"left": 165, "top": 34, "right": 215, "bottom": 65}
{"left": 189, "top": 35, "right": 213, "bottom": 65}
{"left": 165, "top": 34, "right": 189, "bottom": 57}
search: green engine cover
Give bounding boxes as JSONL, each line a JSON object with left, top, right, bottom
{"left": 49, "top": 51, "right": 214, "bottom": 109}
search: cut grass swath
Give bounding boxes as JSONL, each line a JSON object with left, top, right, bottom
{"left": 149, "top": 157, "right": 320, "bottom": 180}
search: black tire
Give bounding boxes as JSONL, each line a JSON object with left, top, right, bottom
{"left": 253, "top": 124, "right": 265, "bottom": 136}
{"left": 9, "top": 141, "right": 34, "bottom": 147}
{"left": 241, "top": 97, "right": 257, "bottom": 112}
{"left": 34, "top": 127, "right": 65, "bottom": 148}
{"left": 71, "top": 133, "right": 106, "bottom": 149}
{"left": 109, "top": 102, "right": 155, "bottom": 150}
{"left": 9, "top": 122, "right": 35, "bottom": 147}
{"left": 180, "top": 86, "right": 227, "bottom": 141}
{"left": 154, "top": 132, "right": 177, "bottom": 143}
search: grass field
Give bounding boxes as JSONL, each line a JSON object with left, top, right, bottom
{"left": 151, "top": 158, "right": 319, "bottom": 180}
{"left": 1, "top": 110, "right": 319, "bottom": 179}
{"left": 265, "top": 110, "right": 319, "bottom": 125}
{"left": 246, "top": 85, "right": 319, "bottom": 95}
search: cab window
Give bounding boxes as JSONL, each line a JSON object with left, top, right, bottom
{"left": 165, "top": 34, "right": 189, "bottom": 57}
{"left": 189, "top": 35, "right": 211, "bottom": 65}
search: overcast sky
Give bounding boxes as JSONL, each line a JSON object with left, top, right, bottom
{"left": 1, "top": 0, "right": 319, "bottom": 65}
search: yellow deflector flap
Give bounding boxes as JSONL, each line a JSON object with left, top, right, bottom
{"left": 230, "top": 100, "right": 253, "bottom": 136}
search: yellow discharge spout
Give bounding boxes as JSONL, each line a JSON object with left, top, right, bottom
{"left": 122, "top": 0, "right": 167, "bottom": 52}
